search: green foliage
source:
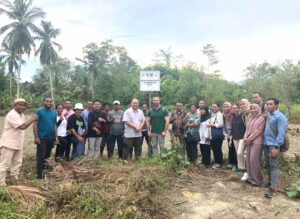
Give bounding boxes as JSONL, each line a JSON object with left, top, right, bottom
{"left": 156, "top": 149, "right": 190, "bottom": 172}
{"left": 285, "top": 181, "right": 300, "bottom": 198}
{"left": 79, "top": 196, "right": 105, "bottom": 216}
{"left": 0, "top": 188, "right": 19, "bottom": 218}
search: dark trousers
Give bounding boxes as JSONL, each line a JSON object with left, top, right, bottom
{"left": 55, "top": 136, "right": 68, "bottom": 160}
{"left": 211, "top": 139, "right": 224, "bottom": 164}
{"left": 142, "top": 130, "right": 152, "bottom": 157}
{"left": 100, "top": 133, "right": 110, "bottom": 157}
{"left": 123, "top": 137, "right": 142, "bottom": 160}
{"left": 186, "top": 138, "right": 198, "bottom": 163}
{"left": 227, "top": 138, "right": 237, "bottom": 166}
{"left": 200, "top": 144, "right": 211, "bottom": 165}
{"left": 64, "top": 135, "right": 72, "bottom": 161}
{"left": 109, "top": 135, "right": 124, "bottom": 159}
{"left": 36, "top": 138, "right": 54, "bottom": 179}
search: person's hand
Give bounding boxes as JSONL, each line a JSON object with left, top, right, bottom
{"left": 34, "top": 137, "right": 40, "bottom": 144}
{"left": 77, "top": 136, "right": 84, "bottom": 142}
{"left": 161, "top": 131, "right": 167, "bottom": 137}
{"left": 54, "top": 137, "right": 59, "bottom": 145}
{"left": 206, "top": 124, "right": 212, "bottom": 128}
{"left": 148, "top": 131, "right": 152, "bottom": 137}
{"left": 111, "top": 116, "right": 115, "bottom": 121}
{"left": 98, "top": 117, "right": 106, "bottom": 123}
{"left": 95, "top": 129, "right": 100, "bottom": 135}
{"left": 271, "top": 147, "right": 279, "bottom": 157}
{"left": 31, "top": 114, "right": 38, "bottom": 121}
{"left": 59, "top": 115, "right": 64, "bottom": 120}
{"left": 134, "top": 126, "right": 141, "bottom": 133}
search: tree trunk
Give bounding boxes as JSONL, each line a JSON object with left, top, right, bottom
{"left": 49, "top": 65, "right": 55, "bottom": 107}
{"left": 16, "top": 51, "right": 22, "bottom": 98}
{"left": 9, "top": 72, "right": 12, "bottom": 103}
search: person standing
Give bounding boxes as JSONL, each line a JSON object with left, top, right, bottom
{"left": 67, "top": 103, "right": 86, "bottom": 159}
{"left": 87, "top": 100, "right": 106, "bottom": 160}
{"left": 264, "top": 98, "right": 287, "bottom": 198}
{"left": 147, "top": 97, "right": 169, "bottom": 156}
{"left": 244, "top": 104, "right": 266, "bottom": 187}
{"left": 199, "top": 108, "right": 211, "bottom": 166}
{"left": 169, "top": 102, "right": 187, "bottom": 155}
{"left": 141, "top": 104, "right": 151, "bottom": 157}
{"left": 0, "top": 99, "right": 37, "bottom": 186}
{"left": 184, "top": 104, "right": 200, "bottom": 164}
{"left": 197, "top": 100, "right": 211, "bottom": 116}
{"left": 54, "top": 103, "right": 68, "bottom": 161}
{"left": 108, "top": 100, "right": 124, "bottom": 159}
{"left": 33, "top": 97, "right": 58, "bottom": 179}
{"left": 100, "top": 103, "right": 111, "bottom": 158}
{"left": 231, "top": 104, "right": 247, "bottom": 175}
{"left": 122, "top": 99, "right": 145, "bottom": 162}
{"left": 252, "top": 92, "right": 266, "bottom": 113}
{"left": 62, "top": 99, "right": 74, "bottom": 160}
{"left": 207, "top": 103, "right": 224, "bottom": 170}
{"left": 223, "top": 102, "right": 237, "bottom": 171}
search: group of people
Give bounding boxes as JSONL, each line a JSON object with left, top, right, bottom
{"left": 0, "top": 92, "right": 288, "bottom": 198}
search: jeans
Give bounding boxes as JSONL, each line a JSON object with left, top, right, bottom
{"left": 36, "top": 138, "right": 54, "bottom": 179}
{"left": 109, "top": 135, "right": 123, "bottom": 159}
{"left": 151, "top": 133, "right": 165, "bottom": 156}
{"left": 100, "top": 133, "right": 110, "bottom": 157}
{"left": 211, "top": 138, "right": 223, "bottom": 164}
{"left": 71, "top": 137, "right": 85, "bottom": 159}
{"left": 186, "top": 137, "right": 198, "bottom": 163}
{"left": 123, "top": 137, "right": 142, "bottom": 160}
{"left": 264, "top": 146, "right": 280, "bottom": 190}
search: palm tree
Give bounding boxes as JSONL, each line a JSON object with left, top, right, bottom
{"left": 0, "top": 43, "right": 24, "bottom": 101}
{"left": 0, "top": 0, "right": 45, "bottom": 98}
{"left": 35, "top": 21, "right": 62, "bottom": 105}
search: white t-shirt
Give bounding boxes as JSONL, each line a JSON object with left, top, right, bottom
{"left": 122, "top": 108, "right": 145, "bottom": 138}
{"left": 57, "top": 115, "right": 67, "bottom": 137}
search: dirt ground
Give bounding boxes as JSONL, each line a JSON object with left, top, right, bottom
{"left": 0, "top": 116, "right": 299, "bottom": 219}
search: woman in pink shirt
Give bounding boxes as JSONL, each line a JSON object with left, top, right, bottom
{"left": 244, "top": 104, "right": 266, "bottom": 186}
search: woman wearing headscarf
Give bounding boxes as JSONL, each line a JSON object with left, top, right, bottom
{"left": 244, "top": 104, "right": 266, "bottom": 187}
{"left": 231, "top": 104, "right": 246, "bottom": 175}
{"left": 240, "top": 99, "right": 252, "bottom": 126}
{"left": 199, "top": 108, "right": 211, "bottom": 166}
{"left": 223, "top": 102, "right": 237, "bottom": 171}
{"left": 207, "top": 103, "right": 224, "bottom": 170}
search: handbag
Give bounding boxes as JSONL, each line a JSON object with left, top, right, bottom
{"left": 187, "top": 131, "right": 200, "bottom": 143}
{"left": 210, "top": 115, "right": 224, "bottom": 141}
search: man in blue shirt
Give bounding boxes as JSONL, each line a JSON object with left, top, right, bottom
{"left": 264, "top": 97, "right": 288, "bottom": 198}
{"left": 33, "top": 97, "right": 58, "bottom": 179}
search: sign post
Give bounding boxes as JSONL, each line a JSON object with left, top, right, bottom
{"left": 140, "top": 71, "right": 160, "bottom": 108}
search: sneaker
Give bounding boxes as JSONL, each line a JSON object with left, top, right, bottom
{"left": 212, "top": 164, "right": 221, "bottom": 170}
{"left": 241, "top": 172, "right": 249, "bottom": 181}
{"left": 231, "top": 165, "right": 238, "bottom": 172}
{"left": 265, "top": 188, "right": 276, "bottom": 198}
{"left": 226, "top": 164, "right": 233, "bottom": 169}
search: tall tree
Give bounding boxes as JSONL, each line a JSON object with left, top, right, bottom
{"left": 202, "top": 44, "right": 219, "bottom": 74}
{"left": 0, "top": 0, "right": 45, "bottom": 97}
{"left": 35, "top": 20, "right": 62, "bottom": 105}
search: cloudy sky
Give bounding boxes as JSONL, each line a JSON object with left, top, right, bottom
{"left": 1, "top": 0, "right": 300, "bottom": 82}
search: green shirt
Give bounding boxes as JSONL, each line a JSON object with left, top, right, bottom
{"left": 148, "top": 106, "right": 168, "bottom": 134}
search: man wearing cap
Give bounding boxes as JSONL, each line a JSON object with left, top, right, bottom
{"left": 108, "top": 100, "right": 124, "bottom": 159}
{"left": 87, "top": 100, "right": 106, "bottom": 160}
{"left": 0, "top": 99, "right": 37, "bottom": 186}
{"left": 67, "top": 103, "right": 86, "bottom": 159}
{"left": 33, "top": 97, "right": 58, "bottom": 179}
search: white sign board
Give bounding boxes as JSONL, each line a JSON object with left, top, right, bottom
{"left": 140, "top": 71, "right": 160, "bottom": 91}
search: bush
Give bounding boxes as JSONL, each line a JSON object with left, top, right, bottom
{"left": 155, "top": 149, "right": 190, "bottom": 172}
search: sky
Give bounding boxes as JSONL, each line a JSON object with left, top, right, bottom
{"left": 1, "top": 0, "right": 300, "bottom": 82}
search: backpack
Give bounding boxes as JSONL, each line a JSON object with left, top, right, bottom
{"left": 267, "top": 117, "right": 289, "bottom": 152}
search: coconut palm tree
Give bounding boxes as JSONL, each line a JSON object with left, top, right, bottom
{"left": 0, "top": 0, "right": 45, "bottom": 98}
{"left": 35, "top": 20, "right": 62, "bottom": 105}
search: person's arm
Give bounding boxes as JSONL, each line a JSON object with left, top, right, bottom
{"left": 274, "top": 115, "right": 287, "bottom": 148}
{"left": 245, "top": 117, "right": 266, "bottom": 143}
{"left": 146, "top": 116, "right": 151, "bottom": 136}
{"left": 18, "top": 114, "right": 37, "bottom": 130}
{"left": 213, "top": 113, "right": 224, "bottom": 128}
{"left": 54, "top": 124, "right": 59, "bottom": 144}
{"left": 70, "top": 128, "right": 83, "bottom": 141}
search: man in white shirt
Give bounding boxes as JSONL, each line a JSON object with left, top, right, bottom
{"left": 122, "top": 99, "right": 145, "bottom": 161}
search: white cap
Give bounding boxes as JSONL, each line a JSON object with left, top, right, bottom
{"left": 113, "top": 100, "right": 120, "bottom": 105}
{"left": 74, "top": 103, "right": 84, "bottom": 110}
